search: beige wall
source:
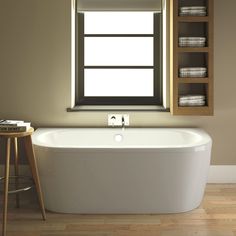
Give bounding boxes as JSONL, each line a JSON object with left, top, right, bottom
{"left": 0, "top": 0, "right": 235, "bottom": 165}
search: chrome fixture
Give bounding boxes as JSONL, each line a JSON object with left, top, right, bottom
{"left": 122, "top": 115, "right": 125, "bottom": 128}
{"left": 108, "top": 114, "right": 129, "bottom": 127}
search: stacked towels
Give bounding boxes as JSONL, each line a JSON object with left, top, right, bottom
{"left": 179, "top": 37, "right": 206, "bottom": 47}
{"left": 179, "top": 6, "right": 207, "bottom": 16}
{"left": 179, "top": 95, "right": 206, "bottom": 107}
{"left": 179, "top": 67, "right": 207, "bottom": 78}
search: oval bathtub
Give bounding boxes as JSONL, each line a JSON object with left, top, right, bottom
{"left": 32, "top": 128, "right": 212, "bottom": 214}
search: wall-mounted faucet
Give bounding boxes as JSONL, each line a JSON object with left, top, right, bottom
{"left": 108, "top": 114, "right": 129, "bottom": 127}
{"left": 122, "top": 115, "right": 125, "bottom": 128}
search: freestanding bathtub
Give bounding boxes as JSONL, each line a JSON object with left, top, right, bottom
{"left": 32, "top": 128, "right": 212, "bottom": 214}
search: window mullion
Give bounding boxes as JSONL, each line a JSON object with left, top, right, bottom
{"left": 154, "top": 13, "right": 162, "bottom": 102}
{"left": 84, "top": 34, "right": 154, "bottom": 37}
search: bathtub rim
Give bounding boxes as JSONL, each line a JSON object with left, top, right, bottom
{"left": 32, "top": 127, "right": 212, "bottom": 153}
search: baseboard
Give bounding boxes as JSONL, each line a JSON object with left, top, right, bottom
{"left": 1, "top": 165, "right": 236, "bottom": 184}
{"left": 208, "top": 165, "right": 236, "bottom": 183}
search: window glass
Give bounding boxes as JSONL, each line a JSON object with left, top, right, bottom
{"left": 84, "top": 37, "right": 153, "bottom": 66}
{"left": 84, "top": 69, "right": 154, "bottom": 96}
{"left": 84, "top": 12, "right": 153, "bottom": 34}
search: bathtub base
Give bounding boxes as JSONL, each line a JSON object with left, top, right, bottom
{"left": 35, "top": 148, "right": 211, "bottom": 214}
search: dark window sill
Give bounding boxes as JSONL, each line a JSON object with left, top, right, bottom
{"left": 67, "top": 105, "right": 170, "bottom": 112}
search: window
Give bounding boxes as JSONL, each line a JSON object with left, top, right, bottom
{"left": 75, "top": 11, "right": 162, "bottom": 106}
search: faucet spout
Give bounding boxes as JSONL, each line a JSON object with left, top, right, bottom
{"left": 122, "top": 115, "right": 125, "bottom": 128}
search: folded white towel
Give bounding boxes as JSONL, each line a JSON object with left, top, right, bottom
{"left": 179, "top": 94, "right": 206, "bottom": 106}
{"left": 180, "top": 67, "right": 207, "bottom": 72}
{"left": 179, "top": 95, "right": 205, "bottom": 101}
{"left": 179, "top": 100, "right": 205, "bottom": 107}
{"left": 180, "top": 6, "right": 207, "bottom": 11}
{"left": 179, "top": 6, "right": 207, "bottom": 16}
{"left": 179, "top": 12, "right": 207, "bottom": 16}
{"left": 179, "top": 67, "right": 207, "bottom": 78}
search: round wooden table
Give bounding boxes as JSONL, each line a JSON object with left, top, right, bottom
{"left": 0, "top": 128, "right": 46, "bottom": 236}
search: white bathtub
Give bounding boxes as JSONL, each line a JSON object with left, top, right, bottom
{"left": 32, "top": 128, "right": 212, "bottom": 214}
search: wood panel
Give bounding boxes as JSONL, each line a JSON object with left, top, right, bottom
{"left": 170, "top": 0, "right": 214, "bottom": 116}
{"left": 178, "top": 16, "right": 209, "bottom": 22}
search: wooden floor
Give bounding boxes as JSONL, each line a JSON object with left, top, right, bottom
{"left": 1, "top": 184, "right": 236, "bottom": 236}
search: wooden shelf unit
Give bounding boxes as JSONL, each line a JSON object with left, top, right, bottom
{"left": 178, "top": 47, "right": 209, "bottom": 53}
{"left": 170, "top": 0, "right": 214, "bottom": 116}
{"left": 178, "top": 78, "right": 209, "bottom": 84}
{"left": 178, "top": 16, "right": 209, "bottom": 22}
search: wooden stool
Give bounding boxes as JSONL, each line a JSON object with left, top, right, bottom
{"left": 0, "top": 128, "right": 46, "bottom": 236}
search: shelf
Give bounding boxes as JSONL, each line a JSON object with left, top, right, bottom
{"left": 178, "top": 47, "right": 209, "bottom": 53}
{"left": 178, "top": 16, "right": 209, "bottom": 22}
{"left": 170, "top": 0, "right": 213, "bottom": 116}
{"left": 178, "top": 78, "right": 209, "bottom": 83}
{"left": 175, "top": 106, "right": 213, "bottom": 116}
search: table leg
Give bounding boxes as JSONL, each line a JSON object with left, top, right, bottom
{"left": 13, "top": 137, "right": 20, "bottom": 208}
{"left": 2, "top": 138, "right": 11, "bottom": 236}
{"left": 24, "top": 135, "right": 46, "bottom": 220}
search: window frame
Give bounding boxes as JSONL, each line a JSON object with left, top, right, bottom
{"left": 75, "top": 12, "right": 163, "bottom": 106}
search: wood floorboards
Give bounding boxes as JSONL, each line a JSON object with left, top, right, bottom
{"left": 1, "top": 184, "right": 236, "bottom": 236}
